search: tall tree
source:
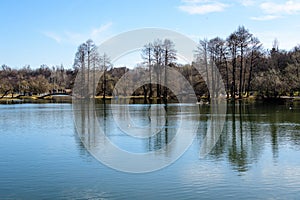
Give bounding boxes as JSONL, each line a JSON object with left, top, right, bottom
{"left": 292, "top": 45, "right": 300, "bottom": 80}
{"left": 196, "top": 38, "right": 211, "bottom": 100}
{"left": 74, "top": 42, "right": 87, "bottom": 97}
{"left": 73, "top": 39, "right": 98, "bottom": 98}
{"left": 100, "top": 53, "right": 112, "bottom": 99}
{"left": 246, "top": 36, "right": 262, "bottom": 96}
{"left": 86, "top": 39, "right": 96, "bottom": 96}
{"left": 236, "top": 26, "right": 252, "bottom": 99}
{"left": 152, "top": 39, "right": 164, "bottom": 100}
{"left": 208, "top": 37, "right": 227, "bottom": 98}
{"left": 162, "top": 39, "right": 177, "bottom": 103}
{"left": 141, "top": 43, "right": 153, "bottom": 99}
{"left": 227, "top": 33, "right": 238, "bottom": 99}
{"left": 291, "top": 45, "right": 300, "bottom": 93}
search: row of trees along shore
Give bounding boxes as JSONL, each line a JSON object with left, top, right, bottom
{"left": 1, "top": 26, "right": 300, "bottom": 100}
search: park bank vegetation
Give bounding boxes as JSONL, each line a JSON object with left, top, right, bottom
{"left": 1, "top": 26, "right": 300, "bottom": 100}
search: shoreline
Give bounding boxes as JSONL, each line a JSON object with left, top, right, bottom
{"left": 1, "top": 94, "right": 300, "bottom": 104}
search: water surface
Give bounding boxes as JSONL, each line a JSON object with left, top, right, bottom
{"left": 0, "top": 102, "right": 299, "bottom": 199}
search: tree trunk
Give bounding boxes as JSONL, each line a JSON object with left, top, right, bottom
{"left": 239, "top": 46, "right": 243, "bottom": 99}
{"left": 242, "top": 56, "right": 247, "bottom": 95}
{"left": 148, "top": 51, "right": 153, "bottom": 99}
{"left": 92, "top": 62, "right": 95, "bottom": 98}
{"left": 204, "top": 45, "right": 210, "bottom": 101}
{"left": 224, "top": 55, "right": 229, "bottom": 98}
{"left": 231, "top": 47, "right": 236, "bottom": 99}
{"left": 163, "top": 51, "right": 168, "bottom": 104}
{"left": 156, "top": 65, "right": 160, "bottom": 102}
{"left": 103, "top": 70, "right": 106, "bottom": 100}
{"left": 143, "top": 85, "right": 147, "bottom": 103}
{"left": 246, "top": 51, "right": 254, "bottom": 97}
{"left": 87, "top": 50, "right": 90, "bottom": 98}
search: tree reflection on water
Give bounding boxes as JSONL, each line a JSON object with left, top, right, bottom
{"left": 74, "top": 99, "right": 300, "bottom": 174}
{"left": 207, "top": 102, "right": 300, "bottom": 174}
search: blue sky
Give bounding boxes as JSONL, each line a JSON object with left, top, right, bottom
{"left": 1, "top": 0, "right": 300, "bottom": 68}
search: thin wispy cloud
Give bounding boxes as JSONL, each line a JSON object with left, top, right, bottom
{"left": 260, "top": 0, "right": 300, "bottom": 15}
{"left": 251, "top": 15, "right": 281, "bottom": 21}
{"left": 238, "top": 0, "right": 255, "bottom": 7}
{"left": 43, "top": 31, "right": 62, "bottom": 43}
{"left": 178, "top": 0, "right": 229, "bottom": 15}
{"left": 251, "top": 0, "right": 300, "bottom": 21}
{"left": 91, "top": 22, "right": 112, "bottom": 37}
{"left": 181, "top": 0, "right": 211, "bottom": 3}
{"left": 42, "top": 22, "right": 113, "bottom": 45}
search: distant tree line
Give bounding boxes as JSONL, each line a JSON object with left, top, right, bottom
{"left": 1, "top": 26, "right": 300, "bottom": 99}
{"left": 0, "top": 64, "right": 76, "bottom": 97}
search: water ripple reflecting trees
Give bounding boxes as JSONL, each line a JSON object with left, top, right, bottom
{"left": 203, "top": 102, "right": 300, "bottom": 174}
{"left": 74, "top": 100, "right": 300, "bottom": 174}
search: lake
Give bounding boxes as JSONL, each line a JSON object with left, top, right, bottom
{"left": 0, "top": 101, "right": 300, "bottom": 199}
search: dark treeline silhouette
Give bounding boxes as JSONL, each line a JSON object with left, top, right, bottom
{"left": 1, "top": 26, "right": 300, "bottom": 99}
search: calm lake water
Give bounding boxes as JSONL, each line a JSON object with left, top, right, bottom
{"left": 0, "top": 102, "right": 300, "bottom": 199}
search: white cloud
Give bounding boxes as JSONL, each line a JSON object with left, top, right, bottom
{"left": 238, "top": 0, "right": 255, "bottom": 7}
{"left": 91, "top": 22, "right": 112, "bottom": 37}
{"left": 181, "top": 0, "right": 211, "bottom": 3}
{"left": 42, "top": 22, "right": 113, "bottom": 45}
{"left": 178, "top": 0, "right": 229, "bottom": 15}
{"left": 251, "top": 15, "right": 281, "bottom": 21}
{"left": 251, "top": 0, "right": 300, "bottom": 21}
{"left": 260, "top": 0, "right": 300, "bottom": 15}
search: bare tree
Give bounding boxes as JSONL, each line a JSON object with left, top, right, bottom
{"left": 141, "top": 39, "right": 177, "bottom": 103}
{"left": 236, "top": 26, "right": 252, "bottom": 98}
{"left": 100, "top": 53, "right": 112, "bottom": 99}
{"left": 141, "top": 43, "right": 153, "bottom": 99}
{"left": 208, "top": 37, "right": 228, "bottom": 98}
{"left": 73, "top": 39, "right": 98, "bottom": 98}
{"left": 196, "top": 38, "right": 211, "bottom": 100}
{"left": 162, "top": 39, "right": 177, "bottom": 103}
{"left": 246, "top": 36, "right": 262, "bottom": 96}
{"left": 152, "top": 39, "right": 164, "bottom": 101}
{"left": 86, "top": 39, "right": 96, "bottom": 96}
{"left": 227, "top": 33, "right": 239, "bottom": 99}
{"left": 73, "top": 42, "right": 87, "bottom": 97}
